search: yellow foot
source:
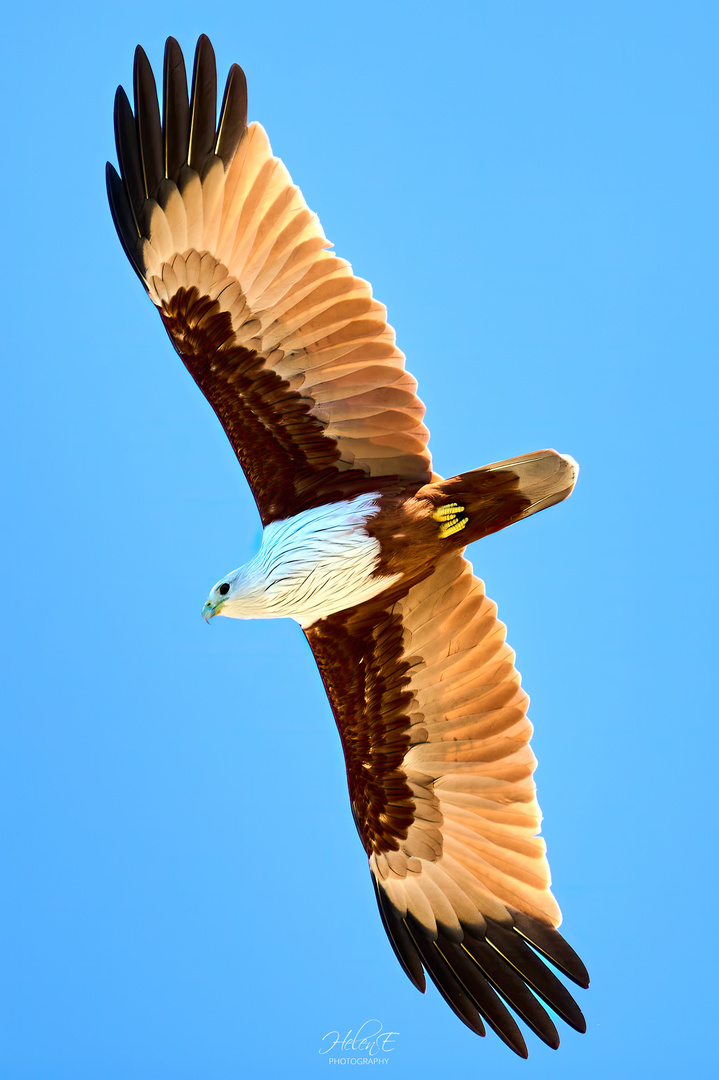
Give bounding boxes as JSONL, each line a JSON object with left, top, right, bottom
{"left": 432, "top": 501, "right": 469, "bottom": 539}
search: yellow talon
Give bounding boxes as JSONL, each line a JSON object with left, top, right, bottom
{"left": 432, "top": 502, "right": 469, "bottom": 539}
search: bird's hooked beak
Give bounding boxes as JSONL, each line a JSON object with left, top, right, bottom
{"left": 202, "top": 597, "right": 224, "bottom": 623}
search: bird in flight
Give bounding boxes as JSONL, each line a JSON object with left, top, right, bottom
{"left": 107, "top": 35, "right": 588, "bottom": 1057}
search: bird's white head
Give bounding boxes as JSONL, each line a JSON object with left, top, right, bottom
{"left": 202, "top": 574, "right": 239, "bottom": 622}
{"left": 201, "top": 564, "right": 271, "bottom": 622}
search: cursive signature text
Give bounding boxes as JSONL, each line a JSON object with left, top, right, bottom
{"left": 319, "top": 1019, "right": 399, "bottom": 1056}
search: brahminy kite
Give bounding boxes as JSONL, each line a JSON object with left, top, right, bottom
{"left": 106, "top": 35, "right": 588, "bottom": 1057}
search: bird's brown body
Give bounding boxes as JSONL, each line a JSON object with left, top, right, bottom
{"left": 368, "top": 448, "right": 576, "bottom": 589}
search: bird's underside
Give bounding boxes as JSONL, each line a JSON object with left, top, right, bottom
{"left": 108, "top": 35, "right": 588, "bottom": 1057}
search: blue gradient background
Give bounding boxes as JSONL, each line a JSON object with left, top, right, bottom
{"left": 3, "top": 2, "right": 717, "bottom": 1077}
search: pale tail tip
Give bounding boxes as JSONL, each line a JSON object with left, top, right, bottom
{"left": 558, "top": 451, "right": 579, "bottom": 473}
{"left": 557, "top": 452, "right": 579, "bottom": 493}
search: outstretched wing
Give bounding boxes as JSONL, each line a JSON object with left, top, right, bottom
{"left": 305, "top": 551, "right": 588, "bottom": 1058}
{"left": 107, "top": 36, "right": 432, "bottom": 525}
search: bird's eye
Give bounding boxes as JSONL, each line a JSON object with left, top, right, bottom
{"left": 218, "top": 583, "right": 230, "bottom": 595}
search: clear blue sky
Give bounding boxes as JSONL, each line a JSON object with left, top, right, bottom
{"left": 2, "top": 2, "right": 717, "bottom": 1077}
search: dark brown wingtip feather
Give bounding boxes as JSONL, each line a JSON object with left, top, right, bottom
{"left": 106, "top": 162, "right": 145, "bottom": 284}
{"left": 510, "top": 910, "right": 590, "bottom": 989}
{"left": 113, "top": 85, "right": 145, "bottom": 229}
{"left": 133, "top": 45, "right": 163, "bottom": 199}
{"left": 449, "top": 936, "right": 560, "bottom": 1050}
{"left": 216, "top": 62, "right": 248, "bottom": 165}
{"left": 371, "top": 876, "right": 587, "bottom": 1052}
{"left": 188, "top": 34, "right": 218, "bottom": 172}
{"left": 486, "top": 921, "right": 587, "bottom": 1034}
{"left": 371, "top": 876, "right": 426, "bottom": 992}
{"left": 404, "top": 919, "right": 532, "bottom": 1056}
{"left": 403, "top": 922, "right": 489, "bottom": 1041}
{"left": 163, "top": 37, "right": 190, "bottom": 182}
